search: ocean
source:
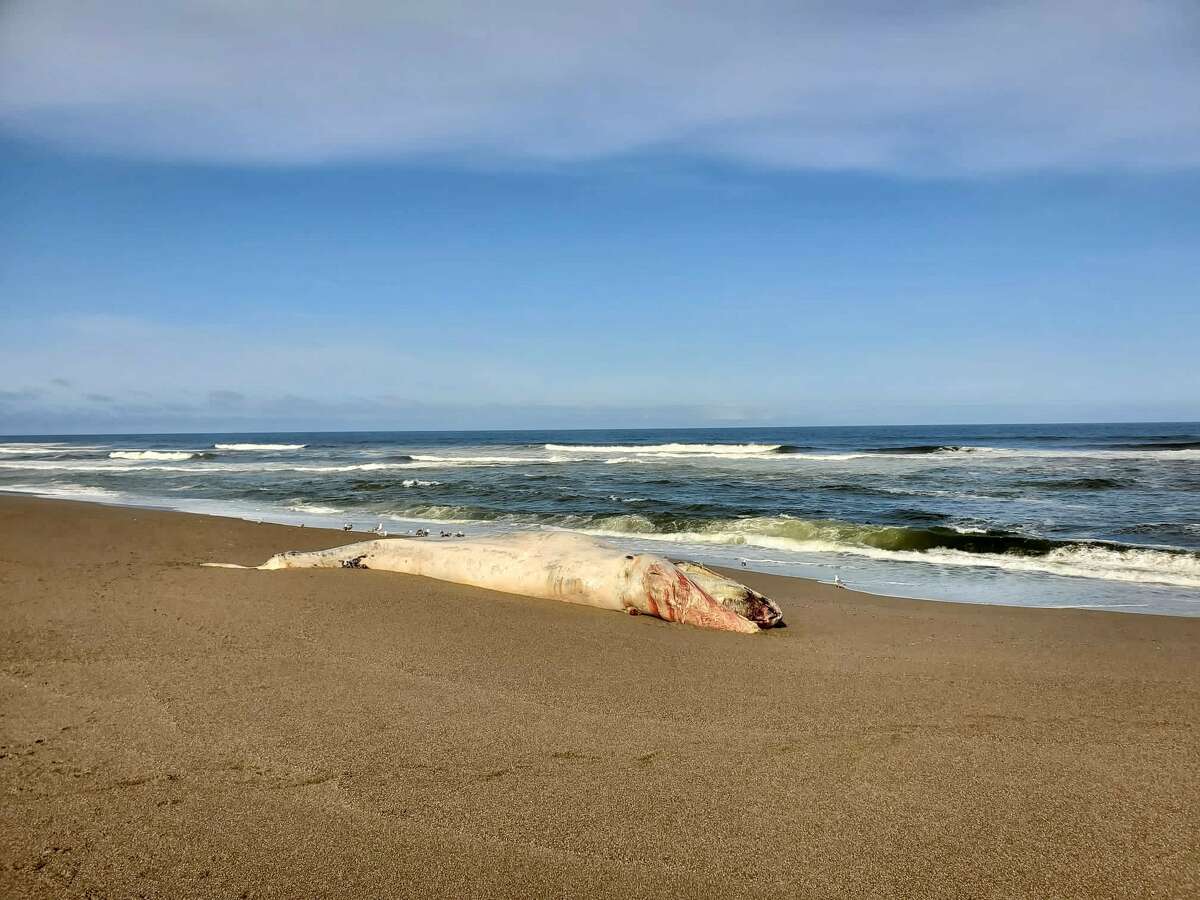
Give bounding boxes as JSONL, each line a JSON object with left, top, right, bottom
{"left": 2, "top": 423, "right": 1198, "bottom": 615}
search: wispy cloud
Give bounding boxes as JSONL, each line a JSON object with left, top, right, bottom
{"left": 3, "top": 306, "right": 1197, "bottom": 432}
{"left": 1, "top": 1, "right": 1196, "bottom": 173}
{"left": 0, "top": 313, "right": 761, "bottom": 431}
{"left": 0, "top": 384, "right": 775, "bottom": 434}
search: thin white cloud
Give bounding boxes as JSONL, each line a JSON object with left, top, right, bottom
{"left": 1, "top": 1, "right": 1196, "bottom": 172}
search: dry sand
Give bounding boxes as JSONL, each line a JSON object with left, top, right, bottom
{"left": 0, "top": 494, "right": 1197, "bottom": 898}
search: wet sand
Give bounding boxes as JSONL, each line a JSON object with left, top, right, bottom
{"left": 1, "top": 494, "right": 1197, "bottom": 898}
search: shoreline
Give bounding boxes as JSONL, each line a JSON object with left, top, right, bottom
{"left": 2, "top": 487, "right": 1194, "bottom": 620}
{"left": 2, "top": 493, "right": 1198, "bottom": 897}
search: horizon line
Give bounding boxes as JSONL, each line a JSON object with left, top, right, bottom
{"left": 3, "top": 419, "right": 1198, "bottom": 439}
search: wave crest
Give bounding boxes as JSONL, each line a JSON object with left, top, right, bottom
{"left": 545, "top": 442, "right": 784, "bottom": 455}
{"left": 286, "top": 502, "right": 342, "bottom": 515}
{"left": 581, "top": 517, "right": 1200, "bottom": 588}
{"left": 866, "top": 445, "right": 969, "bottom": 455}
{"left": 213, "top": 443, "right": 306, "bottom": 451}
{"left": 109, "top": 450, "right": 204, "bottom": 461}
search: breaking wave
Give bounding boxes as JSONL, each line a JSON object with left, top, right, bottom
{"left": 0, "top": 460, "right": 456, "bottom": 475}
{"left": 0, "top": 482, "right": 124, "bottom": 501}
{"left": 866, "top": 445, "right": 970, "bottom": 455}
{"left": 412, "top": 454, "right": 573, "bottom": 465}
{"left": 213, "top": 443, "right": 306, "bottom": 451}
{"left": 546, "top": 442, "right": 979, "bottom": 459}
{"left": 109, "top": 450, "right": 208, "bottom": 461}
{"left": 543, "top": 442, "right": 1200, "bottom": 463}
{"left": 287, "top": 502, "right": 343, "bottom": 515}
{"left": 545, "top": 442, "right": 786, "bottom": 456}
{"left": 581, "top": 518, "right": 1200, "bottom": 588}
{"left": 0, "top": 443, "right": 102, "bottom": 455}
{"left": 363, "top": 507, "right": 1200, "bottom": 589}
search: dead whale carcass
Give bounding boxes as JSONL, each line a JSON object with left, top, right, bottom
{"left": 216, "top": 531, "right": 783, "bottom": 633}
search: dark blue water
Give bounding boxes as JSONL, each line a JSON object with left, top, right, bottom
{"left": 2, "top": 423, "right": 1198, "bottom": 614}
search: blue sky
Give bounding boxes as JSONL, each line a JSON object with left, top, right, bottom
{"left": 1, "top": 1, "right": 1198, "bottom": 432}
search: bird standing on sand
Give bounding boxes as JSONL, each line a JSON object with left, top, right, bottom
{"left": 342, "top": 523, "right": 353, "bottom": 532}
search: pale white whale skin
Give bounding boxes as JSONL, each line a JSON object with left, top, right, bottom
{"left": 230, "top": 532, "right": 781, "bottom": 633}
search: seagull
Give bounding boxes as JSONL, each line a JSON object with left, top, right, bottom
{"left": 342, "top": 523, "right": 353, "bottom": 532}
{"left": 832, "top": 575, "right": 845, "bottom": 588}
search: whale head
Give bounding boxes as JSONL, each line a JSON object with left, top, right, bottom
{"left": 673, "top": 561, "right": 785, "bottom": 629}
{"left": 625, "top": 556, "right": 762, "bottom": 634}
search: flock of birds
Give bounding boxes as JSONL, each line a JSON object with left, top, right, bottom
{"left": 338, "top": 522, "right": 465, "bottom": 540}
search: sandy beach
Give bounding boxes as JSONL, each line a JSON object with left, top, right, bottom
{"left": 0, "top": 494, "right": 1197, "bottom": 898}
